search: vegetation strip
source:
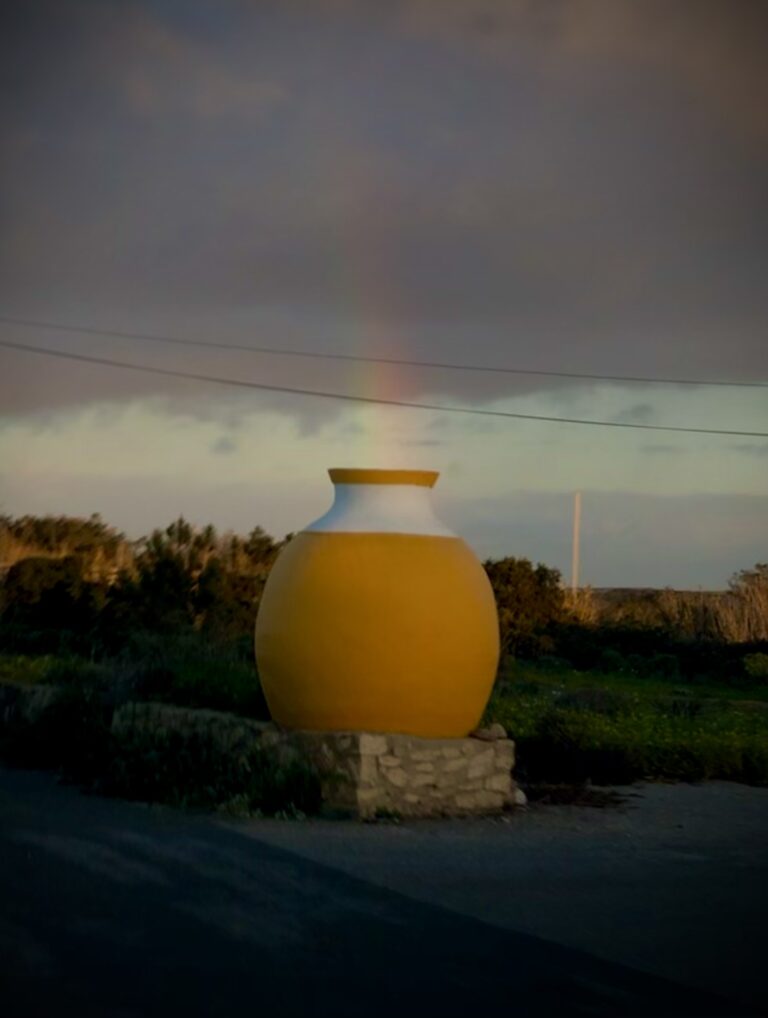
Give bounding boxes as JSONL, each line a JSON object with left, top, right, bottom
{"left": 1, "top": 513, "right": 767, "bottom": 801}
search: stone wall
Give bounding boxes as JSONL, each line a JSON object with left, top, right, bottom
{"left": 111, "top": 702, "right": 523, "bottom": 818}
{"left": 287, "top": 728, "right": 518, "bottom": 817}
{"left": 1, "top": 688, "right": 523, "bottom": 818}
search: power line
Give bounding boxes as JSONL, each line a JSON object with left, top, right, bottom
{"left": 2, "top": 337, "right": 767, "bottom": 438}
{"left": 0, "top": 313, "right": 765, "bottom": 389}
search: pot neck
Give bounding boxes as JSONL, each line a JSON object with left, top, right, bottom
{"left": 306, "top": 481, "right": 455, "bottom": 536}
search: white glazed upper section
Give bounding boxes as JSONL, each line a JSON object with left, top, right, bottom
{"left": 305, "top": 483, "right": 456, "bottom": 536}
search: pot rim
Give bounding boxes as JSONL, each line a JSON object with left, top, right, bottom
{"left": 328, "top": 468, "right": 439, "bottom": 488}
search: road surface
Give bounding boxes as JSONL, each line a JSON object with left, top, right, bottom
{"left": 1, "top": 767, "right": 764, "bottom": 1016}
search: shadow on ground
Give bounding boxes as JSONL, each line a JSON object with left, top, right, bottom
{"left": 0, "top": 768, "right": 757, "bottom": 1017}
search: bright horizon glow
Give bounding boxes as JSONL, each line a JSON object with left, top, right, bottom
{"left": 1, "top": 382, "right": 766, "bottom": 589}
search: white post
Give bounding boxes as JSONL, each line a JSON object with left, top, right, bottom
{"left": 571, "top": 491, "right": 581, "bottom": 594}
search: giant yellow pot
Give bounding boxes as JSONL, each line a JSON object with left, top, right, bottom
{"left": 255, "top": 468, "right": 499, "bottom": 738}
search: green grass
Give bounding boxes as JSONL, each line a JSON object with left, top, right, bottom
{"left": 0, "top": 647, "right": 269, "bottom": 719}
{"left": 496, "top": 658, "right": 768, "bottom": 703}
{"left": 5, "top": 651, "right": 768, "bottom": 792}
{"left": 0, "top": 647, "right": 317, "bottom": 815}
{"left": 486, "top": 661, "right": 768, "bottom": 786}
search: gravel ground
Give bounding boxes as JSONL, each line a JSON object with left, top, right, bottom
{"left": 228, "top": 781, "right": 768, "bottom": 1012}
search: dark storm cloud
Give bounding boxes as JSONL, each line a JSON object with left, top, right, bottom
{"left": 1, "top": 0, "right": 766, "bottom": 420}
{"left": 399, "top": 0, "right": 768, "bottom": 140}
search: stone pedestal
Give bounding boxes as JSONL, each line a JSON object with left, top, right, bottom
{"left": 110, "top": 702, "right": 523, "bottom": 818}
{"left": 286, "top": 728, "right": 519, "bottom": 818}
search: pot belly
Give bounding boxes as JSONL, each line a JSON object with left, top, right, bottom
{"left": 255, "top": 531, "right": 500, "bottom": 738}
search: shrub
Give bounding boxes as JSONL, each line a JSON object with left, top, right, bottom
{"left": 648, "top": 653, "right": 681, "bottom": 680}
{"left": 1, "top": 557, "right": 106, "bottom": 649}
{"left": 0, "top": 654, "right": 53, "bottom": 685}
{"left": 43, "top": 657, "right": 114, "bottom": 689}
{"left": 102, "top": 729, "right": 321, "bottom": 815}
{"left": 486, "top": 684, "right": 768, "bottom": 787}
{"left": 483, "top": 557, "right": 565, "bottom": 658}
{"left": 744, "top": 653, "right": 768, "bottom": 680}
{"left": 561, "top": 568, "right": 768, "bottom": 644}
{"left": 0, "top": 682, "right": 113, "bottom": 779}
{"left": 118, "top": 631, "right": 270, "bottom": 718}
{"left": 0, "top": 687, "right": 318, "bottom": 816}
{"left": 598, "top": 648, "right": 626, "bottom": 674}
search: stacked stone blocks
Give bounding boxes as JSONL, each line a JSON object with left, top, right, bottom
{"left": 290, "top": 729, "right": 516, "bottom": 817}
{"left": 110, "top": 701, "right": 519, "bottom": 818}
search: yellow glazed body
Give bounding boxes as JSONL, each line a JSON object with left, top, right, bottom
{"left": 255, "top": 470, "right": 500, "bottom": 738}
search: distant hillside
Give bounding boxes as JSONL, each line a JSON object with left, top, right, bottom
{"left": 569, "top": 580, "right": 767, "bottom": 643}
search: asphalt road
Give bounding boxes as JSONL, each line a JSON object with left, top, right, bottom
{"left": 1, "top": 767, "right": 764, "bottom": 1017}
{"left": 238, "top": 780, "right": 768, "bottom": 1013}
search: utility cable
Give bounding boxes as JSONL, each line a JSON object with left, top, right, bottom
{"left": 0, "top": 314, "right": 764, "bottom": 389}
{"left": 2, "top": 338, "right": 767, "bottom": 438}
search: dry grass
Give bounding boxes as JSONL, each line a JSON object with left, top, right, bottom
{"left": 565, "top": 567, "right": 768, "bottom": 643}
{"left": 563, "top": 586, "right": 600, "bottom": 625}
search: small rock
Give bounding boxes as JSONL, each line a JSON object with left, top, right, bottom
{"left": 513, "top": 787, "right": 528, "bottom": 807}
{"left": 470, "top": 722, "right": 507, "bottom": 742}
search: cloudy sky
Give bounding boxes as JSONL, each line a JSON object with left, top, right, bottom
{"left": 1, "top": 0, "right": 766, "bottom": 587}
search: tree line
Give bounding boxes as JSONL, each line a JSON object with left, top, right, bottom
{"left": 0, "top": 515, "right": 286, "bottom": 654}
{"left": 1, "top": 514, "right": 765, "bottom": 682}
{"left": 0, "top": 514, "right": 565, "bottom": 658}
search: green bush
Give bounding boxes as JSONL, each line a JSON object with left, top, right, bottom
{"left": 0, "top": 682, "right": 113, "bottom": 779}
{"left": 547, "top": 619, "right": 768, "bottom": 685}
{"left": 486, "top": 684, "right": 768, "bottom": 787}
{"left": 598, "top": 648, "right": 626, "bottom": 674}
{"left": 0, "top": 632, "right": 270, "bottom": 720}
{"left": 647, "top": 653, "right": 681, "bottom": 680}
{"left": 744, "top": 653, "right": 768, "bottom": 680}
{"left": 483, "top": 557, "right": 565, "bottom": 657}
{"left": 0, "top": 654, "right": 53, "bottom": 685}
{"left": 43, "top": 656, "right": 115, "bottom": 689}
{"left": 119, "top": 632, "right": 269, "bottom": 718}
{"left": 102, "top": 729, "right": 321, "bottom": 815}
{"left": 0, "top": 686, "right": 318, "bottom": 816}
